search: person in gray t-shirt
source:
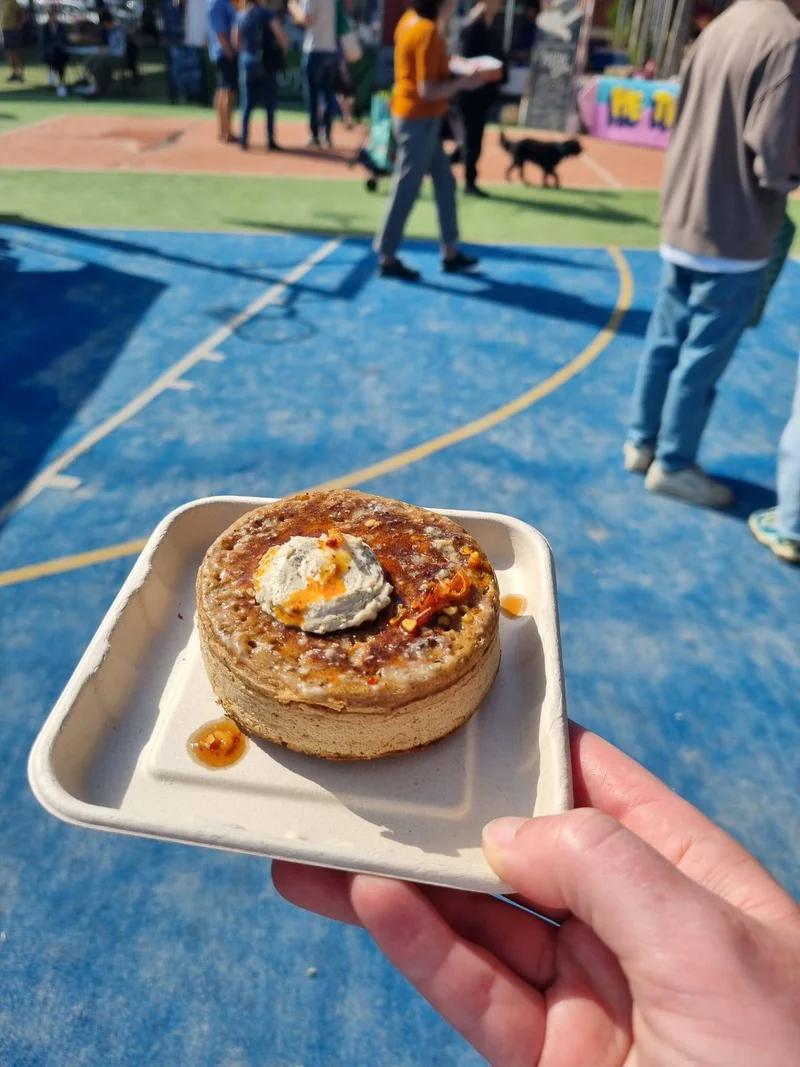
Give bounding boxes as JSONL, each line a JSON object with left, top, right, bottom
{"left": 289, "top": 0, "right": 338, "bottom": 147}
{"left": 625, "top": 0, "right": 800, "bottom": 511}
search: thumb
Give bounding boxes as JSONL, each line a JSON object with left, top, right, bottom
{"left": 482, "top": 809, "right": 718, "bottom": 973}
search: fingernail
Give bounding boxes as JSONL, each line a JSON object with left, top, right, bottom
{"left": 482, "top": 816, "right": 527, "bottom": 850}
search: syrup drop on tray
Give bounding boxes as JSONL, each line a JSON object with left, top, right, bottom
{"left": 188, "top": 717, "right": 247, "bottom": 769}
{"left": 500, "top": 594, "right": 527, "bottom": 618}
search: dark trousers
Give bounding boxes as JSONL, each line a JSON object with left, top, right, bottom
{"left": 302, "top": 51, "right": 337, "bottom": 140}
{"left": 459, "top": 101, "right": 488, "bottom": 187}
{"left": 44, "top": 46, "right": 67, "bottom": 80}
{"left": 240, "top": 68, "right": 277, "bottom": 147}
{"left": 126, "top": 38, "right": 140, "bottom": 81}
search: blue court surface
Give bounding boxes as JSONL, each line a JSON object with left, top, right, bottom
{"left": 2, "top": 223, "right": 799, "bottom": 1066}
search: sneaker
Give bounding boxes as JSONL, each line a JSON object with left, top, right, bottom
{"left": 56, "top": 85, "right": 68, "bottom": 98}
{"left": 644, "top": 461, "right": 734, "bottom": 509}
{"left": 378, "top": 258, "right": 420, "bottom": 282}
{"left": 306, "top": 135, "right": 321, "bottom": 148}
{"left": 748, "top": 508, "right": 800, "bottom": 564}
{"left": 268, "top": 141, "right": 283, "bottom": 151}
{"left": 442, "top": 251, "right": 479, "bottom": 273}
{"left": 464, "top": 184, "right": 490, "bottom": 198}
{"left": 623, "top": 441, "right": 655, "bottom": 473}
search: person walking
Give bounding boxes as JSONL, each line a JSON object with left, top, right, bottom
{"left": 234, "top": 0, "right": 287, "bottom": 151}
{"left": 624, "top": 0, "right": 800, "bottom": 509}
{"left": 375, "top": 0, "right": 500, "bottom": 280}
{"left": 749, "top": 354, "right": 800, "bottom": 564}
{"left": 1, "top": 0, "right": 25, "bottom": 83}
{"left": 208, "top": 0, "right": 238, "bottom": 144}
{"left": 456, "top": 0, "right": 505, "bottom": 197}
{"left": 289, "top": 0, "right": 338, "bottom": 148}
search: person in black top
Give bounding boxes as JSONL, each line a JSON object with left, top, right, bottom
{"left": 457, "top": 0, "right": 505, "bottom": 197}
{"left": 233, "top": 0, "right": 287, "bottom": 151}
{"left": 41, "top": 5, "right": 69, "bottom": 96}
{"left": 510, "top": 0, "right": 540, "bottom": 62}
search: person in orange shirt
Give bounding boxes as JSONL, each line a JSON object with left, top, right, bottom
{"left": 374, "top": 0, "right": 500, "bottom": 280}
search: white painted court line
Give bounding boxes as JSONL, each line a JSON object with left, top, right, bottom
{"left": 47, "top": 474, "right": 82, "bottom": 491}
{"left": 0, "top": 238, "right": 341, "bottom": 521}
{"left": 581, "top": 152, "right": 624, "bottom": 190}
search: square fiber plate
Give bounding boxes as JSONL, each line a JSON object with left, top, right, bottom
{"left": 28, "top": 497, "right": 571, "bottom": 894}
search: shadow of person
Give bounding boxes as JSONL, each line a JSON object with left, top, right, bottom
{"left": 478, "top": 188, "right": 655, "bottom": 226}
{"left": 275, "top": 145, "right": 352, "bottom": 164}
{"left": 418, "top": 270, "right": 650, "bottom": 338}
{"left": 714, "top": 477, "right": 777, "bottom": 521}
{"left": 0, "top": 233, "right": 166, "bottom": 530}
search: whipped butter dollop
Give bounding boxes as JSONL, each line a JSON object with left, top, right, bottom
{"left": 253, "top": 529, "right": 393, "bottom": 633}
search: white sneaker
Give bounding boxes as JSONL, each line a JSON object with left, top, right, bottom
{"left": 623, "top": 441, "right": 655, "bottom": 473}
{"left": 644, "top": 461, "right": 734, "bottom": 509}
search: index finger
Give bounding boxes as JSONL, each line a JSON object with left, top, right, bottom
{"left": 569, "top": 722, "right": 797, "bottom": 921}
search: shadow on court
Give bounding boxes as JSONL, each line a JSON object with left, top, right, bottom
{"left": 0, "top": 227, "right": 165, "bottom": 522}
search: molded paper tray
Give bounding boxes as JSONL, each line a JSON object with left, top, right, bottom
{"left": 28, "top": 497, "right": 571, "bottom": 894}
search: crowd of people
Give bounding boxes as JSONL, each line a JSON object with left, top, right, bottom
{"left": 373, "top": 0, "right": 800, "bottom": 560}
{"left": 208, "top": 0, "right": 368, "bottom": 150}
{"left": 0, "top": 0, "right": 141, "bottom": 96}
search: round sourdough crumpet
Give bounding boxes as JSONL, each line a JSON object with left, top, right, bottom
{"left": 196, "top": 489, "right": 500, "bottom": 760}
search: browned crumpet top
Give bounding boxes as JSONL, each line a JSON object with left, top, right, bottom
{"left": 196, "top": 489, "right": 499, "bottom": 711}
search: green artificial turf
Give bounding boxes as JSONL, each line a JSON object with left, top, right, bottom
{"left": 0, "top": 168, "right": 666, "bottom": 247}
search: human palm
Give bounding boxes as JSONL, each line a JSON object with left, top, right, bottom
{"left": 273, "top": 725, "right": 800, "bottom": 1066}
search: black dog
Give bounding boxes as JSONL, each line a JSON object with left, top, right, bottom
{"left": 499, "top": 132, "right": 583, "bottom": 188}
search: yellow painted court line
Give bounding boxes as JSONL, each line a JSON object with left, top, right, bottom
{"left": 0, "top": 539, "right": 148, "bottom": 588}
{"left": 316, "top": 245, "right": 633, "bottom": 491}
{"left": 0, "top": 246, "right": 632, "bottom": 589}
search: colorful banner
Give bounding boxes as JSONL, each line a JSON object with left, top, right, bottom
{"left": 586, "top": 76, "right": 680, "bottom": 150}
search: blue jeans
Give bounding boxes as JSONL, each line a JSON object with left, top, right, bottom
{"left": 239, "top": 66, "right": 277, "bottom": 147}
{"left": 302, "top": 51, "right": 337, "bottom": 141}
{"left": 777, "top": 354, "right": 800, "bottom": 540}
{"left": 628, "top": 262, "right": 765, "bottom": 471}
